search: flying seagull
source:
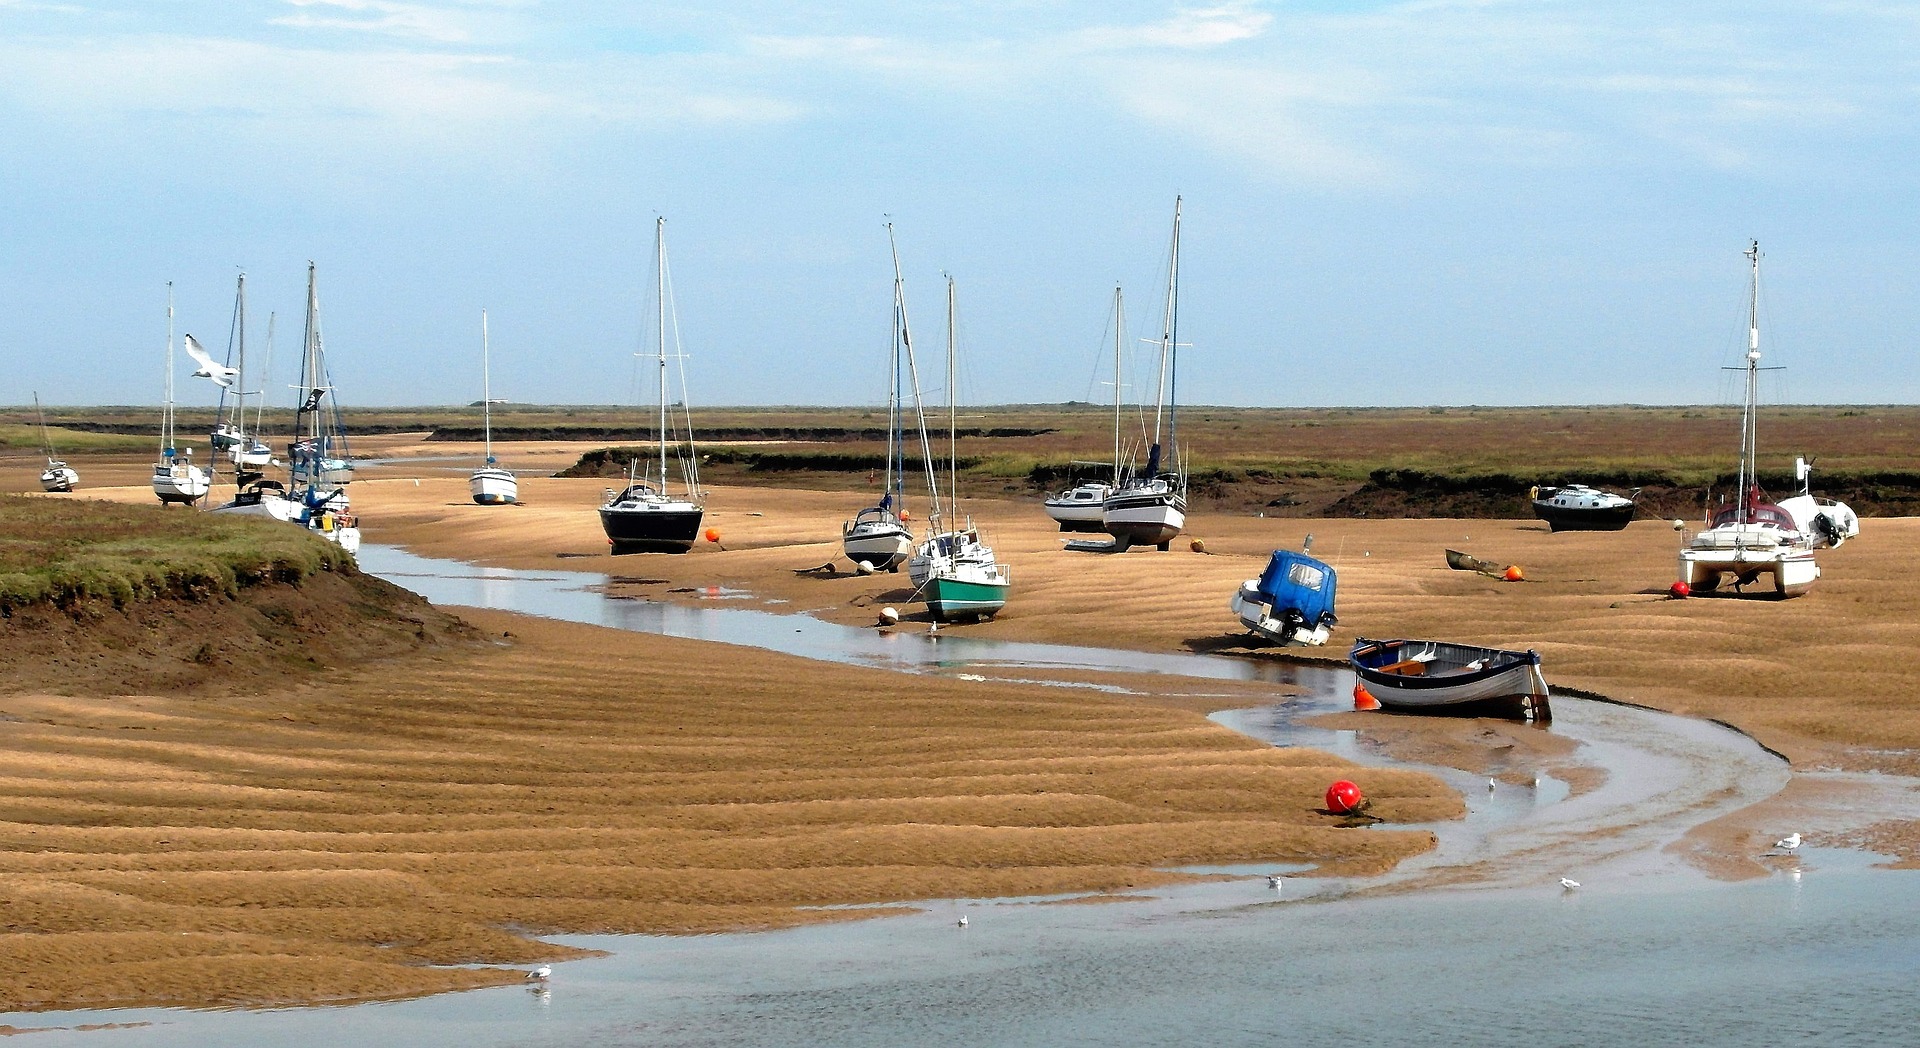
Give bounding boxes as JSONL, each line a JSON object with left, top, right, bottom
{"left": 183, "top": 334, "right": 238, "bottom": 388}
{"left": 1775, "top": 832, "right": 1802, "bottom": 852}
{"left": 1559, "top": 877, "right": 1580, "bottom": 891}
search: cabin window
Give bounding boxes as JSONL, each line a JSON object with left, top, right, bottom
{"left": 1287, "top": 563, "right": 1325, "bottom": 590}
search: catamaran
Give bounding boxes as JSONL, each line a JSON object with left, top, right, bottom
{"left": 469, "top": 309, "right": 518, "bottom": 505}
{"left": 154, "top": 283, "right": 212, "bottom": 506}
{"left": 1678, "top": 242, "right": 1856, "bottom": 597}
{"left": 1102, "top": 199, "right": 1188, "bottom": 550}
{"left": 907, "top": 275, "right": 1011, "bottom": 622}
{"left": 33, "top": 392, "right": 78, "bottom": 492}
{"left": 842, "top": 225, "right": 930, "bottom": 573}
{"left": 599, "top": 217, "right": 704, "bottom": 554}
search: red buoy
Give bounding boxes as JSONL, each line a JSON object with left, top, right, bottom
{"left": 1325, "top": 780, "right": 1363, "bottom": 814}
{"left": 704, "top": 528, "right": 721, "bottom": 543}
{"left": 1352, "top": 683, "right": 1381, "bottom": 711}
{"left": 1502, "top": 565, "right": 1524, "bottom": 582}
{"left": 1669, "top": 580, "right": 1691, "bottom": 598}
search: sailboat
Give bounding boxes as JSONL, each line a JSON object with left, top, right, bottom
{"left": 209, "top": 274, "right": 274, "bottom": 474}
{"left": 153, "top": 283, "right": 212, "bottom": 506}
{"left": 1677, "top": 241, "right": 1826, "bottom": 598}
{"left": 211, "top": 263, "right": 360, "bottom": 554}
{"left": 599, "top": 217, "right": 704, "bottom": 554}
{"left": 1043, "top": 286, "right": 1125, "bottom": 532}
{"left": 908, "top": 276, "right": 1011, "bottom": 622}
{"left": 841, "top": 225, "right": 926, "bottom": 572}
{"left": 1102, "top": 198, "right": 1189, "bottom": 550}
{"left": 469, "top": 309, "right": 518, "bottom": 505}
{"left": 33, "top": 393, "right": 78, "bottom": 492}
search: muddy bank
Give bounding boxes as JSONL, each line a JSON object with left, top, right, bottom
{"left": 0, "top": 607, "right": 1447, "bottom": 1012}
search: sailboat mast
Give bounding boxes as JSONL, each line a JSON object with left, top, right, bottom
{"left": 233, "top": 273, "right": 248, "bottom": 439}
{"left": 481, "top": 309, "right": 495, "bottom": 465}
{"left": 1111, "top": 285, "right": 1124, "bottom": 487}
{"left": 946, "top": 275, "right": 957, "bottom": 516}
{"left": 1166, "top": 196, "right": 1182, "bottom": 482}
{"left": 656, "top": 217, "right": 669, "bottom": 494}
{"left": 298, "top": 262, "right": 320, "bottom": 483}
{"left": 888, "top": 292, "right": 904, "bottom": 513}
{"left": 887, "top": 223, "right": 943, "bottom": 531}
{"left": 162, "top": 282, "right": 175, "bottom": 459}
{"left": 256, "top": 312, "right": 275, "bottom": 442}
{"left": 34, "top": 392, "right": 51, "bottom": 461}
{"left": 1740, "top": 239, "right": 1761, "bottom": 525}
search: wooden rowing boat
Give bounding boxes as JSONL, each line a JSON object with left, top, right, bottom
{"left": 1349, "top": 637, "right": 1551, "bottom": 721}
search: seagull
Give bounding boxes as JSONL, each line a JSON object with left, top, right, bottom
{"left": 527, "top": 965, "right": 552, "bottom": 980}
{"left": 183, "top": 334, "right": 238, "bottom": 388}
{"left": 1559, "top": 877, "right": 1580, "bottom": 891}
{"left": 1775, "top": 832, "right": 1802, "bottom": 852}
{"left": 1267, "top": 874, "right": 1282, "bottom": 891}
{"left": 1488, "top": 777, "right": 1497, "bottom": 791}
{"left": 956, "top": 915, "right": 968, "bottom": 928}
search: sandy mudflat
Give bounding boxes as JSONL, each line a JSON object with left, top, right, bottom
{"left": 6, "top": 443, "right": 1919, "bottom": 1011}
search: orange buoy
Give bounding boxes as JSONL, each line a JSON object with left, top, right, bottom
{"left": 1352, "top": 683, "right": 1381, "bottom": 711}
{"left": 1325, "top": 780, "right": 1363, "bottom": 814}
{"left": 1502, "top": 565, "right": 1524, "bottom": 582}
{"left": 1669, "top": 580, "right": 1691, "bottom": 598}
{"left": 704, "top": 528, "right": 720, "bottom": 543}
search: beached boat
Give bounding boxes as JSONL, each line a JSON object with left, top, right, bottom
{"left": 33, "top": 393, "right": 79, "bottom": 492}
{"left": 1678, "top": 242, "right": 1826, "bottom": 598}
{"left": 1044, "top": 287, "right": 1128, "bottom": 532}
{"left": 600, "top": 217, "right": 704, "bottom": 554}
{"left": 841, "top": 227, "right": 925, "bottom": 572}
{"left": 1230, "top": 548, "right": 1338, "bottom": 646}
{"left": 908, "top": 276, "right": 1010, "bottom": 622}
{"left": 1531, "top": 483, "right": 1637, "bottom": 531}
{"left": 210, "top": 264, "right": 360, "bottom": 555}
{"left": 1349, "top": 637, "right": 1552, "bottom": 720}
{"left": 154, "top": 285, "right": 211, "bottom": 506}
{"left": 469, "top": 310, "right": 518, "bottom": 506}
{"left": 1102, "top": 200, "right": 1189, "bottom": 550}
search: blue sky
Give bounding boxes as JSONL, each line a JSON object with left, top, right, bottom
{"left": 3, "top": 1, "right": 1917, "bottom": 410}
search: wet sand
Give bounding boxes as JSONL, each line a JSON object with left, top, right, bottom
{"left": 7, "top": 439, "right": 1919, "bottom": 1010}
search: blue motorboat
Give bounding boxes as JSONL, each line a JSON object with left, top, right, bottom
{"left": 1229, "top": 549, "right": 1338, "bottom": 646}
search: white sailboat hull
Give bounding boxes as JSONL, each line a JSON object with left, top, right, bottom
{"left": 469, "top": 467, "right": 518, "bottom": 505}
{"left": 1044, "top": 481, "right": 1113, "bottom": 532}
{"left": 152, "top": 463, "right": 210, "bottom": 505}
{"left": 843, "top": 517, "right": 913, "bottom": 572}
{"left": 39, "top": 463, "right": 78, "bottom": 492}
{"left": 1102, "top": 485, "right": 1186, "bottom": 549}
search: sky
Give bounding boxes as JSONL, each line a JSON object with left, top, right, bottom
{"left": 4, "top": 1, "right": 1919, "bottom": 411}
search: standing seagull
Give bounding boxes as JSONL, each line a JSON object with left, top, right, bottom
{"left": 1559, "top": 877, "right": 1580, "bottom": 891}
{"left": 957, "top": 915, "right": 968, "bottom": 928}
{"left": 1266, "top": 874, "right": 1283, "bottom": 891}
{"left": 1775, "top": 832, "right": 1802, "bottom": 853}
{"left": 527, "top": 965, "right": 552, "bottom": 981}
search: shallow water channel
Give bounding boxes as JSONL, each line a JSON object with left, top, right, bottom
{"left": 10, "top": 545, "right": 1919, "bottom": 1045}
